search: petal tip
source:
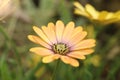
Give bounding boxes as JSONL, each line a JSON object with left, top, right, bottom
{"left": 73, "top": 1, "right": 80, "bottom": 6}
{"left": 48, "top": 22, "right": 54, "bottom": 26}
{"left": 29, "top": 48, "right": 34, "bottom": 52}
{"left": 27, "top": 35, "right": 33, "bottom": 39}
{"left": 27, "top": 35, "right": 31, "bottom": 39}
{"left": 68, "top": 21, "right": 75, "bottom": 26}
{"left": 33, "top": 26, "right": 39, "bottom": 30}
{"left": 56, "top": 20, "right": 64, "bottom": 25}
{"left": 72, "top": 62, "right": 79, "bottom": 67}
{"left": 83, "top": 31, "right": 88, "bottom": 36}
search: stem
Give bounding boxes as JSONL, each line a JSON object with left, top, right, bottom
{"left": 51, "top": 60, "right": 60, "bottom": 80}
{"left": 7, "top": 17, "right": 17, "bottom": 38}
{"left": 0, "top": 26, "right": 10, "bottom": 40}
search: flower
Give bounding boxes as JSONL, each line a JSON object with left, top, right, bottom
{"left": 90, "top": 54, "right": 101, "bottom": 67}
{"left": 29, "top": 54, "right": 41, "bottom": 67}
{"left": 28, "top": 20, "right": 96, "bottom": 67}
{"left": 0, "top": 0, "right": 16, "bottom": 20}
{"left": 74, "top": 2, "right": 120, "bottom": 25}
{"left": 0, "top": 0, "right": 30, "bottom": 23}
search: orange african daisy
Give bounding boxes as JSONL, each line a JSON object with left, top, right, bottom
{"left": 28, "top": 20, "right": 96, "bottom": 67}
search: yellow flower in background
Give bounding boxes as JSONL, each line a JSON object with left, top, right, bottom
{"left": 74, "top": 2, "right": 120, "bottom": 25}
{"left": 90, "top": 55, "right": 101, "bottom": 67}
{"left": 28, "top": 54, "right": 45, "bottom": 78}
{"left": 29, "top": 54, "right": 41, "bottom": 67}
{"left": 28, "top": 20, "right": 96, "bottom": 67}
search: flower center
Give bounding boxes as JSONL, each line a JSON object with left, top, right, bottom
{"left": 52, "top": 43, "right": 69, "bottom": 55}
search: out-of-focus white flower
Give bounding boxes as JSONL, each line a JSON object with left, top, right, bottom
{"left": 0, "top": 0, "right": 16, "bottom": 20}
{"left": 0, "top": 0, "right": 31, "bottom": 23}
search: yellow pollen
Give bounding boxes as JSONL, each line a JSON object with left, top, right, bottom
{"left": 52, "top": 43, "right": 69, "bottom": 55}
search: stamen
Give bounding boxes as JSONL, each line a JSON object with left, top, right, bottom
{"left": 52, "top": 43, "right": 69, "bottom": 55}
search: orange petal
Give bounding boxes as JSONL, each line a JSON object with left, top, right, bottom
{"left": 42, "top": 54, "right": 61, "bottom": 63}
{"left": 41, "top": 24, "right": 57, "bottom": 44}
{"left": 71, "top": 26, "right": 83, "bottom": 38}
{"left": 68, "top": 31, "right": 87, "bottom": 47}
{"left": 30, "top": 47, "right": 53, "bottom": 56}
{"left": 70, "top": 49, "right": 94, "bottom": 55}
{"left": 55, "top": 20, "right": 65, "bottom": 42}
{"left": 33, "top": 26, "right": 52, "bottom": 45}
{"left": 71, "top": 39, "right": 96, "bottom": 50}
{"left": 62, "top": 21, "right": 75, "bottom": 43}
{"left": 67, "top": 53, "right": 86, "bottom": 60}
{"left": 60, "top": 56, "right": 79, "bottom": 67}
{"left": 28, "top": 35, "right": 51, "bottom": 49}
{"left": 48, "top": 22, "right": 57, "bottom": 44}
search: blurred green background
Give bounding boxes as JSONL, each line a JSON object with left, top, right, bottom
{"left": 0, "top": 0, "right": 120, "bottom": 80}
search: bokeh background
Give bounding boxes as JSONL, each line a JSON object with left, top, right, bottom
{"left": 0, "top": 0, "right": 120, "bottom": 80}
